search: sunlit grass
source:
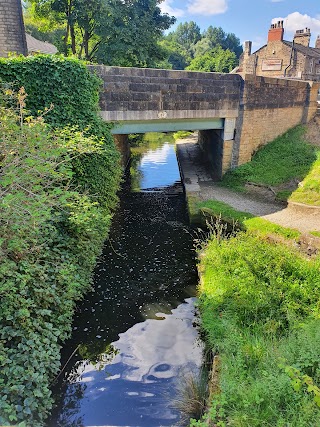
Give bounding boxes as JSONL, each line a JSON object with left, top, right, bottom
{"left": 221, "top": 126, "right": 319, "bottom": 205}
{"left": 198, "top": 200, "right": 300, "bottom": 239}
{"left": 289, "top": 150, "right": 320, "bottom": 206}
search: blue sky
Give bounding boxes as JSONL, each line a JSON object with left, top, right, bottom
{"left": 160, "top": 0, "right": 320, "bottom": 49}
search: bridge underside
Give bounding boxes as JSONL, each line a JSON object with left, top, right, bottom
{"left": 111, "top": 118, "right": 224, "bottom": 134}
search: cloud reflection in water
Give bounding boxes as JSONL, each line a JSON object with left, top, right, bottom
{"left": 60, "top": 298, "right": 203, "bottom": 427}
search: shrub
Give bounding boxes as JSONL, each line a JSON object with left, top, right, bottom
{"left": 0, "top": 61, "right": 121, "bottom": 425}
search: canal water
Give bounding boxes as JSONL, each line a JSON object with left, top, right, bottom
{"left": 49, "top": 134, "right": 203, "bottom": 427}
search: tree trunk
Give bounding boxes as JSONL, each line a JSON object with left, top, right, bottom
{"left": 70, "top": 26, "right": 76, "bottom": 55}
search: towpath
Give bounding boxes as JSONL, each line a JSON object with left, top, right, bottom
{"left": 176, "top": 135, "right": 320, "bottom": 234}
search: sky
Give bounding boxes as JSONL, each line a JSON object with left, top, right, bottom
{"left": 160, "top": 0, "right": 320, "bottom": 49}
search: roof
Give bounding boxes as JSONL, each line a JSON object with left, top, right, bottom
{"left": 251, "top": 40, "right": 320, "bottom": 59}
{"left": 283, "top": 41, "right": 320, "bottom": 59}
{"left": 26, "top": 33, "right": 58, "bottom": 55}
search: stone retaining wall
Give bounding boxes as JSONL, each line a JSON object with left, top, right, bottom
{"left": 233, "top": 75, "right": 319, "bottom": 166}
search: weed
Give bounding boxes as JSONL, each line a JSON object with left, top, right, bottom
{"left": 173, "top": 369, "right": 209, "bottom": 426}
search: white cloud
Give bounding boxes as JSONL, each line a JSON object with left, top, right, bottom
{"left": 187, "top": 0, "right": 228, "bottom": 16}
{"left": 160, "top": 0, "right": 185, "bottom": 18}
{"left": 272, "top": 12, "right": 320, "bottom": 35}
{"left": 271, "top": 0, "right": 284, "bottom": 3}
{"left": 250, "top": 36, "right": 266, "bottom": 49}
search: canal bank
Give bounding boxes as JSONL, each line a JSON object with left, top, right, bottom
{"left": 176, "top": 130, "right": 320, "bottom": 426}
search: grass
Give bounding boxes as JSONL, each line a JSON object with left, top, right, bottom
{"left": 221, "top": 126, "right": 320, "bottom": 205}
{"left": 192, "top": 123, "right": 320, "bottom": 426}
{"left": 172, "top": 370, "right": 208, "bottom": 425}
{"left": 196, "top": 231, "right": 320, "bottom": 426}
{"left": 289, "top": 150, "right": 320, "bottom": 206}
{"left": 198, "top": 200, "right": 300, "bottom": 239}
{"left": 173, "top": 130, "right": 193, "bottom": 140}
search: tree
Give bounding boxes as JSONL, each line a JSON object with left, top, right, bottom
{"left": 186, "top": 46, "right": 238, "bottom": 73}
{"left": 95, "top": 0, "right": 176, "bottom": 67}
{"left": 158, "top": 39, "right": 191, "bottom": 70}
{"left": 24, "top": 1, "right": 67, "bottom": 53}
{"left": 26, "top": 0, "right": 175, "bottom": 64}
{"left": 202, "top": 26, "right": 243, "bottom": 58}
{"left": 167, "top": 21, "right": 201, "bottom": 55}
{"left": 192, "top": 37, "right": 213, "bottom": 57}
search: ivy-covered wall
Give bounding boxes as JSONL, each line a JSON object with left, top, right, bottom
{"left": 0, "top": 56, "right": 122, "bottom": 426}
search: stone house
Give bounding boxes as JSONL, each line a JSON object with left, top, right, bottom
{"left": 239, "top": 21, "right": 320, "bottom": 81}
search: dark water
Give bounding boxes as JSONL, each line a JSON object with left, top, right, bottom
{"left": 49, "top": 137, "right": 203, "bottom": 427}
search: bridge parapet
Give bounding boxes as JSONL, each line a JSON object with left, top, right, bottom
{"left": 88, "top": 65, "right": 241, "bottom": 122}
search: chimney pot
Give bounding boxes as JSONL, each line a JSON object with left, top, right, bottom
{"left": 294, "top": 28, "right": 311, "bottom": 47}
{"left": 268, "top": 21, "right": 284, "bottom": 42}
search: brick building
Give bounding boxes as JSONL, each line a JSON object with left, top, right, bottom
{"left": 239, "top": 21, "right": 320, "bottom": 81}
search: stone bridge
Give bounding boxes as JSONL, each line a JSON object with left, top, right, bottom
{"left": 89, "top": 65, "right": 319, "bottom": 177}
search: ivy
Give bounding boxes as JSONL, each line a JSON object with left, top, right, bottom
{"left": 0, "top": 59, "right": 122, "bottom": 425}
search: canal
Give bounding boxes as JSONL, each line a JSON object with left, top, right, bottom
{"left": 49, "top": 134, "right": 203, "bottom": 427}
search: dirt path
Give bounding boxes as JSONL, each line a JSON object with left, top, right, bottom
{"left": 176, "top": 136, "right": 320, "bottom": 234}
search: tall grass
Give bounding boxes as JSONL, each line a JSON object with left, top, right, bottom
{"left": 173, "top": 369, "right": 209, "bottom": 426}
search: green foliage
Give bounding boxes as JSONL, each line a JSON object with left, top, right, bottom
{"left": 201, "top": 26, "right": 243, "bottom": 58}
{"left": 158, "top": 39, "right": 191, "bottom": 70}
{"left": 162, "top": 23, "right": 242, "bottom": 70}
{"left": 24, "top": 1, "right": 65, "bottom": 52}
{"left": 196, "top": 230, "right": 320, "bottom": 426}
{"left": 186, "top": 46, "right": 237, "bottom": 73}
{"left": 26, "top": 0, "right": 175, "bottom": 65}
{"left": 0, "top": 61, "right": 121, "bottom": 425}
{"left": 0, "top": 55, "right": 104, "bottom": 133}
{"left": 173, "top": 130, "right": 193, "bottom": 140}
{"left": 290, "top": 150, "right": 320, "bottom": 206}
{"left": 167, "top": 21, "right": 201, "bottom": 53}
{"left": 222, "top": 126, "right": 318, "bottom": 195}
{"left": 0, "top": 55, "right": 121, "bottom": 202}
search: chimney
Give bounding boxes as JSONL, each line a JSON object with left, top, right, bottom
{"left": 294, "top": 28, "right": 311, "bottom": 47}
{"left": 316, "top": 35, "right": 320, "bottom": 49}
{"left": 268, "top": 21, "right": 284, "bottom": 42}
{"left": 244, "top": 41, "right": 252, "bottom": 56}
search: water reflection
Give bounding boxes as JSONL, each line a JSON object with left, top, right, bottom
{"left": 130, "top": 134, "right": 180, "bottom": 192}
{"left": 58, "top": 300, "right": 202, "bottom": 427}
{"left": 50, "top": 135, "right": 202, "bottom": 427}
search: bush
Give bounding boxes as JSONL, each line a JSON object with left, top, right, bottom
{"left": 0, "top": 60, "right": 121, "bottom": 425}
{"left": 0, "top": 55, "right": 121, "bottom": 205}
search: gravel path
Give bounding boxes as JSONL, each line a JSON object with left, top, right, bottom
{"left": 200, "top": 182, "right": 320, "bottom": 233}
{"left": 176, "top": 136, "right": 320, "bottom": 234}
